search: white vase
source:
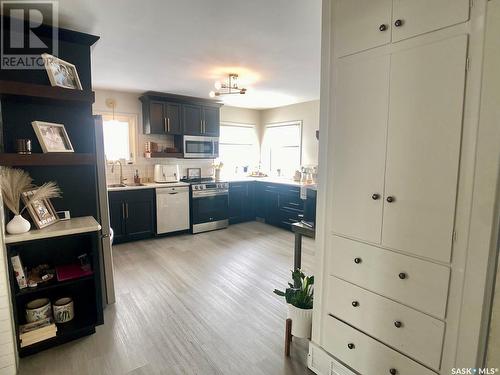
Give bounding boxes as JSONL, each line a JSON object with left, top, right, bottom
{"left": 6, "top": 215, "right": 31, "bottom": 234}
{"left": 287, "top": 304, "right": 313, "bottom": 339}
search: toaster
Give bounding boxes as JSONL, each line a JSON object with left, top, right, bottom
{"left": 153, "top": 164, "right": 179, "bottom": 183}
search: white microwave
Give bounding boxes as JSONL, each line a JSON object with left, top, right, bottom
{"left": 183, "top": 135, "right": 219, "bottom": 159}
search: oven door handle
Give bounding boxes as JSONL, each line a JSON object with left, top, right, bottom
{"left": 192, "top": 191, "right": 228, "bottom": 198}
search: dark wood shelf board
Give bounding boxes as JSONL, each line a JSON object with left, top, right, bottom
{"left": 149, "top": 152, "right": 183, "bottom": 158}
{"left": 18, "top": 320, "right": 96, "bottom": 357}
{"left": 15, "top": 274, "right": 94, "bottom": 298}
{"left": 0, "top": 81, "right": 95, "bottom": 103}
{"left": 0, "top": 153, "right": 96, "bottom": 166}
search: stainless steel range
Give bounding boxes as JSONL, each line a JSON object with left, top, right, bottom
{"left": 189, "top": 181, "right": 229, "bottom": 234}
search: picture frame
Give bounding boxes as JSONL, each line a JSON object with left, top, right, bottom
{"left": 32, "top": 121, "right": 74, "bottom": 153}
{"left": 21, "top": 189, "right": 59, "bottom": 229}
{"left": 41, "top": 53, "right": 83, "bottom": 90}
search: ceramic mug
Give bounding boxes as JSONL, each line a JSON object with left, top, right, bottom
{"left": 25, "top": 298, "right": 52, "bottom": 323}
{"left": 53, "top": 297, "right": 74, "bottom": 324}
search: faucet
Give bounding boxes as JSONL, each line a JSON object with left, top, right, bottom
{"left": 111, "top": 161, "right": 126, "bottom": 185}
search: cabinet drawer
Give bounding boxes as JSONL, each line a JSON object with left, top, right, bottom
{"left": 329, "top": 235, "right": 450, "bottom": 318}
{"left": 323, "top": 315, "right": 437, "bottom": 375}
{"left": 326, "top": 276, "right": 444, "bottom": 370}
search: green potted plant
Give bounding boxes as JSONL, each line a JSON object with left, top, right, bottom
{"left": 274, "top": 269, "right": 314, "bottom": 338}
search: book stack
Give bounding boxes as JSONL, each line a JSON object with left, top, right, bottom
{"left": 19, "top": 318, "right": 57, "bottom": 348}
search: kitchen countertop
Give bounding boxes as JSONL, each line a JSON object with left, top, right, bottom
{"left": 222, "top": 176, "right": 317, "bottom": 189}
{"left": 107, "top": 177, "right": 316, "bottom": 192}
{"left": 107, "top": 181, "right": 190, "bottom": 192}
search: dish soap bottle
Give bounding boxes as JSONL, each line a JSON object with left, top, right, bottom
{"left": 134, "top": 169, "right": 140, "bottom": 184}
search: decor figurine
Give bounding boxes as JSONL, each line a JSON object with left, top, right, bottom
{"left": 0, "top": 167, "right": 61, "bottom": 234}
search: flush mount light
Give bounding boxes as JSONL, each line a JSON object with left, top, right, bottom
{"left": 209, "top": 73, "right": 247, "bottom": 98}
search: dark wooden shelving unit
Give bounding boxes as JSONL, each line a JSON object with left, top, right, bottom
{"left": 0, "top": 80, "right": 95, "bottom": 103}
{"left": 0, "top": 153, "right": 96, "bottom": 166}
{"left": 15, "top": 274, "right": 94, "bottom": 297}
{"left": 1, "top": 22, "right": 104, "bottom": 357}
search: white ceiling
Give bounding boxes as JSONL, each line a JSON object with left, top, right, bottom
{"left": 57, "top": 0, "right": 322, "bottom": 109}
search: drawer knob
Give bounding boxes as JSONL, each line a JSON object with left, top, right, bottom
{"left": 386, "top": 196, "right": 395, "bottom": 203}
{"left": 379, "top": 24, "right": 388, "bottom": 32}
{"left": 354, "top": 257, "right": 362, "bottom": 264}
{"left": 352, "top": 301, "right": 359, "bottom": 307}
{"left": 371, "top": 193, "right": 380, "bottom": 200}
{"left": 394, "top": 321, "right": 402, "bottom": 328}
{"left": 389, "top": 369, "right": 398, "bottom": 375}
{"left": 347, "top": 343, "right": 355, "bottom": 350}
{"left": 394, "top": 19, "right": 403, "bottom": 27}
{"left": 398, "top": 272, "right": 407, "bottom": 280}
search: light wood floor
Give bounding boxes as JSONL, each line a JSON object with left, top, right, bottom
{"left": 19, "top": 221, "right": 316, "bottom": 374}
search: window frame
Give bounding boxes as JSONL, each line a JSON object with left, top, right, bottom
{"left": 263, "top": 120, "right": 303, "bottom": 174}
{"left": 219, "top": 121, "right": 259, "bottom": 167}
{"left": 95, "top": 111, "right": 137, "bottom": 164}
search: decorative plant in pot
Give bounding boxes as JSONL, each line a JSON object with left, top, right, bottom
{"left": 274, "top": 269, "right": 314, "bottom": 339}
{"left": 0, "top": 167, "right": 61, "bottom": 234}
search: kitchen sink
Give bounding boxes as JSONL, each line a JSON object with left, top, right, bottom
{"left": 107, "top": 183, "right": 126, "bottom": 188}
{"left": 126, "top": 183, "right": 146, "bottom": 187}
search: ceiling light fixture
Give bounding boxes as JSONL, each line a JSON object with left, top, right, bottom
{"left": 209, "top": 73, "right": 247, "bottom": 98}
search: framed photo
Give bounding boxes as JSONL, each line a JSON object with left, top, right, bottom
{"left": 41, "top": 53, "right": 82, "bottom": 90}
{"left": 32, "top": 121, "right": 74, "bottom": 153}
{"left": 21, "top": 189, "right": 59, "bottom": 229}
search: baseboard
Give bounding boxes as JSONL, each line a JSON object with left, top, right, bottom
{"left": 308, "top": 341, "right": 357, "bottom": 375}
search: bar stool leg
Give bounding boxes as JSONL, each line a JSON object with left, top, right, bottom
{"left": 285, "top": 318, "right": 292, "bottom": 356}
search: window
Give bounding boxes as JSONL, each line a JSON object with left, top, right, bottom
{"left": 97, "top": 113, "right": 137, "bottom": 162}
{"left": 219, "top": 122, "right": 259, "bottom": 175}
{"left": 262, "top": 121, "right": 302, "bottom": 177}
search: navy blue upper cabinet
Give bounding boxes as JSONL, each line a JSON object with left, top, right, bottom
{"left": 140, "top": 92, "right": 222, "bottom": 137}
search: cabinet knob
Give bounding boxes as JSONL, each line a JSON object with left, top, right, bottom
{"left": 386, "top": 196, "right": 395, "bottom": 203}
{"left": 398, "top": 272, "right": 407, "bottom": 280}
{"left": 354, "top": 257, "right": 362, "bottom": 264}
{"left": 379, "top": 24, "right": 388, "bottom": 31}
{"left": 372, "top": 193, "right": 380, "bottom": 200}
{"left": 347, "top": 343, "right": 355, "bottom": 350}
{"left": 394, "top": 321, "right": 402, "bottom": 328}
{"left": 394, "top": 19, "right": 403, "bottom": 27}
{"left": 352, "top": 301, "right": 359, "bottom": 307}
{"left": 389, "top": 369, "right": 398, "bottom": 375}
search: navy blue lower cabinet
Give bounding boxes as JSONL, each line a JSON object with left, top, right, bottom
{"left": 108, "top": 189, "right": 155, "bottom": 243}
{"left": 229, "top": 182, "right": 255, "bottom": 224}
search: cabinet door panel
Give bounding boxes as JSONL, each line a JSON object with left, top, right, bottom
{"left": 108, "top": 199, "right": 126, "bottom": 243}
{"left": 331, "top": 53, "right": 390, "bottom": 244}
{"left": 149, "top": 101, "right": 165, "bottom": 134}
{"left": 165, "top": 103, "right": 181, "bottom": 134}
{"left": 334, "top": 0, "right": 392, "bottom": 57}
{"left": 203, "top": 106, "right": 220, "bottom": 136}
{"left": 183, "top": 104, "right": 203, "bottom": 135}
{"left": 383, "top": 35, "right": 468, "bottom": 262}
{"left": 392, "top": 0, "right": 470, "bottom": 42}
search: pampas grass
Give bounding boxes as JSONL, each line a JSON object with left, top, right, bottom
{"left": 22, "top": 182, "right": 61, "bottom": 214}
{"left": 0, "top": 167, "right": 61, "bottom": 215}
{"left": 0, "top": 167, "right": 33, "bottom": 215}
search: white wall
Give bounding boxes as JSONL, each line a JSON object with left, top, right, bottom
{"left": 260, "top": 100, "right": 320, "bottom": 166}
{"left": 0, "top": 193, "right": 17, "bottom": 375}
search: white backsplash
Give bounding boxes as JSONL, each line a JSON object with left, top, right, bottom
{"left": 105, "top": 158, "right": 214, "bottom": 184}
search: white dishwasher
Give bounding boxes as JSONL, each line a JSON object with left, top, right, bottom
{"left": 156, "top": 186, "right": 190, "bottom": 234}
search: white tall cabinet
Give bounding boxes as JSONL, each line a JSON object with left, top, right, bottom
{"left": 309, "top": 1, "right": 499, "bottom": 374}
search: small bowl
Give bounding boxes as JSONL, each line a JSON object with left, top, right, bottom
{"left": 25, "top": 298, "right": 52, "bottom": 323}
